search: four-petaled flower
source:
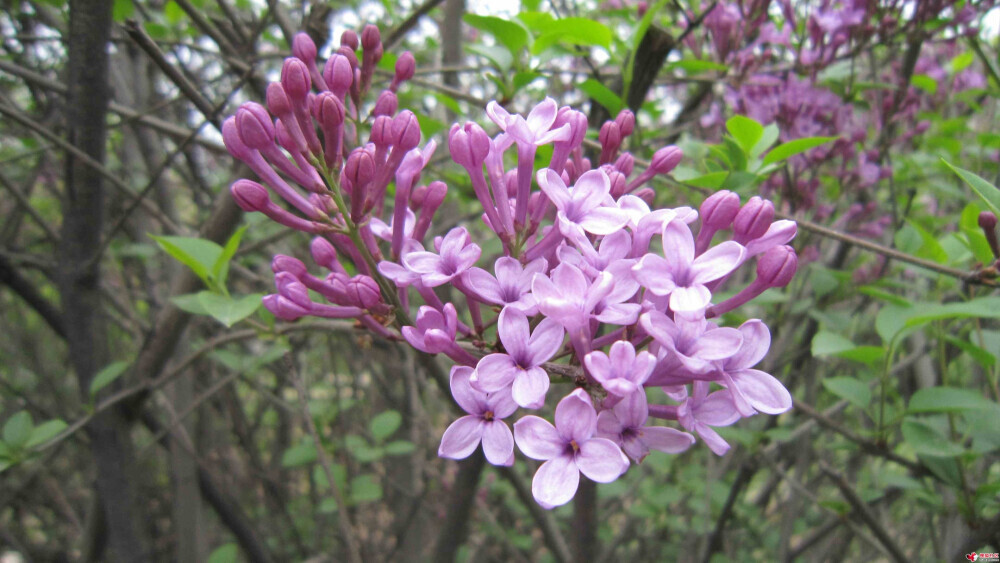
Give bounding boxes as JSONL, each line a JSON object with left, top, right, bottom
{"left": 596, "top": 390, "right": 695, "bottom": 462}
{"left": 403, "top": 227, "right": 481, "bottom": 287}
{"left": 584, "top": 341, "right": 655, "bottom": 401}
{"left": 438, "top": 366, "right": 517, "bottom": 466}
{"left": 462, "top": 257, "right": 547, "bottom": 316}
{"left": 514, "top": 389, "right": 630, "bottom": 509}
{"left": 537, "top": 168, "right": 630, "bottom": 238}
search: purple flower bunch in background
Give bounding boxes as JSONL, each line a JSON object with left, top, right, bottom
{"left": 224, "top": 24, "right": 798, "bottom": 509}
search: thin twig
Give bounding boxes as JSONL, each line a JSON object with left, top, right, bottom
{"left": 819, "top": 462, "right": 908, "bottom": 563}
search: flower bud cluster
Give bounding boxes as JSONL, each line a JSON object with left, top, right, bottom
{"left": 224, "top": 25, "right": 798, "bottom": 510}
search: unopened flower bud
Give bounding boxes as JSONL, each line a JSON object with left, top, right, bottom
{"left": 274, "top": 272, "right": 313, "bottom": 309}
{"left": 651, "top": 145, "right": 683, "bottom": 174}
{"left": 393, "top": 51, "right": 416, "bottom": 89}
{"left": 280, "top": 58, "right": 312, "bottom": 102}
{"left": 599, "top": 121, "right": 622, "bottom": 163}
{"left": 756, "top": 245, "right": 797, "bottom": 288}
{"left": 235, "top": 103, "right": 274, "bottom": 150}
{"left": 292, "top": 32, "right": 317, "bottom": 62}
{"left": 271, "top": 255, "right": 307, "bottom": 278}
{"left": 222, "top": 117, "right": 253, "bottom": 161}
{"left": 310, "top": 237, "right": 339, "bottom": 270}
{"left": 372, "top": 90, "right": 398, "bottom": 117}
{"left": 361, "top": 24, "right": 381, "bottom": 51}
{"left": 263, "top": 294, "right": 309, "bottom": 321}
{"left": 392, "top": 110, "right": 421, "bottom": 151}
{"left": 701, "top": 190, "right": 741, "bottom": 231}
{"left": 980, "top": 211, "right": 1000, "bottom": 258}
{"left": 324, "top": 54, "right": 354, "bottom": 98}
{"left": 614, "top": 153, "right": 634, "bottom": 177}
{"left": 344, "top": 146, "right": 376, "bottom": 189}
{"left": 341, "top": 29, "right": 359, "bottom": 50}
{"left": 614, "top": 109, "right": 635, "bottom": 137}
{"left": 733, "top": 196, "right": 774, "bottom": 244}
{"left": 635, "top": 187, "right": 655, "bottom": 205}
{"left": 606, "top": 168, "right": 627, "bottom": 199}
{"left": 313, "top": 92, "right": 345, "bottom": 128}
{"left": 345, "top": 275, "right": 382, "bottom": 309}
{"left": 448, "top": 122, "right": 491, "bottom": 170}
{"left": 370, "top": 115, "right": 393, "bottom": 148}
{"left": 231, "top": 179, "right": 270, "bottom": 211}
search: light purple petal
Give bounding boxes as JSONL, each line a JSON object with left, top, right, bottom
{"left": 729, "top": 369, "right": 792, "bottom": 414}
{"left": 450, "top": 366, "right": 485, "bottom": 415}
{"left": 486, "top": 386, "right": 519, "bottom": 419}
{"left": 690, "top": 241, "right": 745, "bottom": 284}
{"left": 639, "top": 311, "right": 679, "bottom": 348}
{"left": 576, "top": 438, "right": 629, "bottom": 482}
{"left": 661, "top": 221, "right": 695, "bottom": 267}
{"left": 578, "top": 207, "right": 631, "bottom": 236}
{"left": 498, "top": 307, "right": 531, "bottom": 358}
{"left": 584, "top": 351, "right": 611, "bottom": 384}
{"left": 555, "top": 389, "right": 597, "bottom": 443}
{"left": 526, "top": 97, "right": 558, "bottom": 133}
{"left": 642, "top": 426, "right": 696, "bottom": 453}
{"left": 614, "top": 389, "right": 649, "bottom": 429}
{"left": 526, "top": 317, "right": 565, "bottom": 366}
{"left": 532, "top": 454, "right": 579, "bottom": 509}
{"left": 494, "top": 257, "right": 523, "bottom": 285}
{"left": 481, "top": 421, "right": 515, "bottom": 466}
{"left": 512, "top": 366, "right": 550, "bottom": 409}
{"left": 595, "top": 410, "right": 624, "bottom": 440}
{"left": 403, "top": 252, "right": 443, "bottom": 275}
{"left": 728, "top": 319, "right": 771, "bottom": 369}
{"left": 633, "top": 255, "right": 677, "bottom": 296}
{"left": 690, "top": 327, "right": 743, "bottom": 360}
{"left": 669, "top": 284, "right": 712, "bottom": 312}
{"left": 463, "top": 268, "right": 503, "bottom": 304}
{"left": 695, "top": 391, "right": 741, "bottom": 426}
{"left": 695, "top": 423, "right": 731, "bottom": 456}
{"left": 535, "top": 123, "right": 572, "bottom": 145}
{"left": 514, "top": 415, "right": 564, "bottom": 460}
{"left": 438, "top": 416, "right": 484, "bottom": 459}
{"left": 486, "top": 100, "right": 512, "bottom": 130}
{"left": 594, "top": 303, "right": 640, "bottom": 326}
{"left": 473, "top": 354, "right": 520, "bottom": 392}
{"left": 536, "top": 169, "right": 571, "bottom": 210}
{"left": 550, "top": 264, "right": 589, "bottom": 302}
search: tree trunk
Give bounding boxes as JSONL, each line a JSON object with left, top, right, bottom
{"left": 60, "top": 1, "right": 150, "bottom": 560}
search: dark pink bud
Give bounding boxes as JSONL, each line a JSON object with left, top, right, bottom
{"left": 266, "top": 83, "right": 293, "bottom": 116}
{"left": 756, "top": 245, "right": 797, "bottom": 288}
{"left": 394, "top": 51, "right": 416, "bottom": 85}
{"left": 606, "top": 168, "right": 627, "bottom": 198}
{"left": 280, "top": 58, "right": 312, "bottom": 101}
{"left": 448, "top": 122, "right": 491, "bottom": 170}
{"left": 310, "top": 237, "right": 338, "bottom": 270}
{"left": 361, "top": 25, "right": 381, "bottom": 51}
{"left": 275, "top": 272, "right": 313, "bottom": 309}
{"left": 231, "top": 179, "right": 270, "bottom": 211}
{"left": 635, "top": 187, "right": 655, "bottom": 205}
{"left": 700, "top": 190, "right": 741, "bottom": 231}
{"left": 263, "top": 294, "right": 309, "bottom": 321}
{"left": 370, "top": 115, "right": 393, "bottom": 148}
{"left": 341, "top": 30, "right": 359, "bottom": 50}
{"left": 614, "top": 109, "right": 635, "bottom": 137}
{"left": 323, "top": 54, "right": 354, "bottom": 98}
{"left": 271, "top": 255, "right": 308, "bottom": 277}
{"left": 555, "top": 107, "right": 588, "bottom": 148}
{"left": 372, "top": 90, "right": 398, "bottom": 117}
{"left": 344, "top": 147, "right": 376, "bottom": 188}
{"left": 424, "top": 181, "right": 447, "bottom": 209}
{"left": 651, "top": 145, "right": 683, "bottom": 174}
{"left": 222, "top": 117, "right": 253, "bottom": 161}
{"left": 345, "top": 275, "right": 381, "bottom": 309}
{"left": 292, "top": 32, "right": 317, "bottom": 62}
{"left": 235, "top": 103, "right": 274, "bottom": 150}
{"left": 599, "top": 121, "right": 621, "bottom": 153}
{"left": 391, "top": 110, "right": 421, "bottom": 151}
{"left": 980, "top": 211, "right": 999, "bottom": 258}
{"left": 614, "top": 153, "right": 634, "bottom": 176}
{"left": 273, "top": 119, "right": 295, "bottom": 151}
{"left": 314, "top": 91, "right": 345, "bottom": 129}
{"left": 734, "top": 196, "right": 775, "bottom": 243}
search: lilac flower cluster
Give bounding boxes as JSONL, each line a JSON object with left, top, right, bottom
{"left": 223, "top": 25, "right": 797, "bottom": 509}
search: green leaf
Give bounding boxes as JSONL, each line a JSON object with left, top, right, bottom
{"left": 463, "top": 14, "right": 531, "bottom": 55}
{"left": 902, "top": 418, "right": 965, "bottom": 457}
{"left": 370, "top": 410, "right": 402, "bottom": 442}
{"left": 164, "top": 0, "right": 184, "bottom": 24}
{"left": 578, "top": 78, "right": 623, "bottom": 115}
{"left": 942, "top": 159, "right": 1000, "bottom": 214}
{"left": 149, "top": 235, "right": 223, "bottom": 288}
{"left": 197, "top": 293, "right": 263, "bottom": 328}
{"left": 384, "top": 440, "right": 416, "bottom": 456}
{"left": 345, "top": 435, "right": 384, "bottom": 463}
{"left": 281, "top": 442, "right": 317, "bottom": 467}
{"left": 725, "top": 115, "right": 764, "bottom": 155}
{"left": 875, "top": 304, "right": 916, "bottom": 344}
{"left": 811, "top": 331, "right": 855, "bottom": 357}
{"left": 171, "top": 292, "right": 209, "bottom": 315}
{"left": 944, "top": 335, "right": 996, "bottom": 368}
{"left": 89, "top": 361, "right": 130, "bottom": 397}
{"left": 213, "top": 225, "right": 247, "bottom": 288}
{"left": 821, "top": 377, "right": 872, "bottom": 409}
{"left": 512, "top": 71, "right": 543, "bottom": 93}
{"left": 761, "top": 136, "right": 837, "bottom": 166}
{"left": 908, "top": 387, "right": 999, "bottom": 414}
{"left": 466, "top": 44, "right": 513, "bottom": 72}
{"left": 752, "top": 123, "right": 780, "bottom": 159}
{"left": 532, "top": 18, "right": 613, "bottom": 54}
{"left": 3, "top": 412, "right": 33, "bottom": 448}
{"left": 666, "top": 59, "right": 729, "bottom": 73}
{"left": 910, "top": 73, "right": 938, "bottom": 94}
{"left": 950, "top": 51, "right": 974, "bottom": 73}
{"left": 902, "top": 297, "right": 1000, "bottom": 327}
{"left": 682, "top": 171, "right": 729, "bottom": 189}
{"left": 113, "top": 0, "right": 134, "bottom": 22}
{"left": 25, "top": 420, "right": 67, "bottom": 449}
{"left": 206, "top": 543, "right": 238, "bottom": 563}
{"left": 349, "top": 474, "right": 383, "bottom": 504}
{"left": 906, "top": 220, "right": 949, "bottom": 263}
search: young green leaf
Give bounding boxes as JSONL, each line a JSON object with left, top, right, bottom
{"left": 942, "top": 159, "right": 1000, "bottom": 214}
{"left": 281, "top": 442, "right": 317, "bottom": 467}
{"left": 197, "top": 293, "right": 263, "bottom": 328}
{"left": 578, "top": 78, "right": 623, "bottom": 115}
{"left": 761, "top": 136, "right": 837, "bottom": 166}
{"left": 349, "top": 474, "right": 383, "bottom": 504}
{"left": 463, "top": 14, "right": 532, "bottom": 56}
{"left": 213, "top": 225, "right": 247, "bottom": 289}
{"left": 725, "top": 115, "right": 764, "bottom": 155}
{"left": 2, "top": 411, "right": 33, "bottom": 448}
{"left": 907, "top": 386, "right": 999, "bottom": 414}
{"left": 149, "top": 234, "right": 224, "bottom": 288}
{"left": 532, "top": 18, "right": 613, "bottom": 54}
{"left": 89, "top": 361, "right": 130, "bottom": 397}
{"left": 821, "top": 377, "right": 872, "bottom": 409}
{"left": 370, "top": 410, "right": 402, "bottom": 442}
{"left": 25, "top": 419, "right": 67, "bottom": 449}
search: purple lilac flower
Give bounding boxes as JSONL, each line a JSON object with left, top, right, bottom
{"left": 640, "top": 311, "right": 743, "bottom": 382}
{"left": 461, "top": 257, "right": 547, "bottom": 315}
{"left": 472, "top": 308, "right": 564, "bottom": 409}
{"left": 513, "top": 389, "right": 630, "bottom": 509}
{"left": 584, "top": 341, "right": 655, "bottom": 401}
{"left": 403, "top": 227, "right": 481, "bottom": 287}
{"left": 438, "top": 366, "right": 517, "bottom": 466}
{"left": 596, "top": 390, "right": 695, "bottom": 462}
{"left": 536, "top": 168, "right": 630, "bottom": 238}
{"left": 674, "top": 382, "right": 741, "bottom": 456}
{"left": 716, "top": 320, "right": 792, "bottom": 417}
